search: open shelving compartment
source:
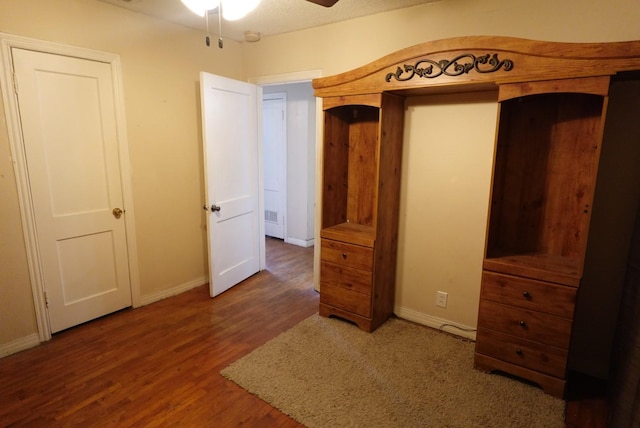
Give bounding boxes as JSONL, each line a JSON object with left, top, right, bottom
{"left": 320, "top": 102, "right": 381, "bottom": 249}
{"left": 311, "top": 36, "right": 640, "bottom": 395}
{"left": 484, "top": 90, "right": 608, "bottom": 287}
{"left": 318, "top": 92, "right": 404, "bottom": 332}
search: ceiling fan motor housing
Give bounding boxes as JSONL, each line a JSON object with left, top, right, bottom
{"left": 306, "top": 0, "right": 340, "bottom": 7}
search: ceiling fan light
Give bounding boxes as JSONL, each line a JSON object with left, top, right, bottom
{"left": 181, "top": 0, "right": 219, "bottom": 17}
{"left": 221, "top": 0, "right": 261, "bottom": 21}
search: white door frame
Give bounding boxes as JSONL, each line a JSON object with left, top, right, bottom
{"left": 249, "top": 70, "right": 323, "bottom": 291}
{"left": 0, "top": 33, "right": 141, "bottom": 341}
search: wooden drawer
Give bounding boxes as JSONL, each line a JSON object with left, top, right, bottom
{"left": 476, "top": 328, "right": 568, "bottom": 378}
{"left": 480, "top": 271, "right": 576, "bottom": 318}
{"left": 478, "top": 299, "right": 572, "bottom": 349}
{"left": 320, "top": 261, "right": 372, "bottom": 295}
{"left": 320, "top": 282, "right": 371, "bottom": 318}
{"left": 321, "top": 239, "right": 373, "bottom": 271}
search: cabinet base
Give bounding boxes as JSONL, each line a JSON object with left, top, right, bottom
{"left": 474, "top": 353, "right": 566, "bottom": 398}
{"left": 319, "top": 303, "right": 376, "bottom": 332}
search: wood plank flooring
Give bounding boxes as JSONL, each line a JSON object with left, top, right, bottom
{"left": 565, "top": 372, "right": 609, "bottom": 428}
{"left": 0, "top": 237, "right": 608, "bottom": 427}
{"left": 0, "top": 238, "right": 314, "bottom": 427}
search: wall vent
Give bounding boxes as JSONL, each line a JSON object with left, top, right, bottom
{"left": 265, "top": 210, "right": 278, "bottom": 223}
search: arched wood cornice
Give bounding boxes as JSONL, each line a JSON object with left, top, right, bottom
{"left": 312, "top": 36, "right": 640, "bottom": 98}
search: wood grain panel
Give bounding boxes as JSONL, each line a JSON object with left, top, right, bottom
{"left": 480, "top": 271, "right": 577, "bottom": 318}
{"left": 318, "top": 303, "right": 373, "bottom": 332}
{"left": 499, "top": 76, "right": 610, "bottom": 101}
{"left": 487, "top": 90, "right": 606, "bottom": 275}
{"left": 370, "top": 93, "right": 405, "bottom": 330}
{"left": 321, "top": 223, "right": 375, "bottom": 247}
{"left": 478, "top": 299, "right": 572, "bottom": 349}
{"left": 320, "top": 261, "right": 372, "bottom": 295}
{"left": 483, "top": 254, "right": 581, "bottom": 286}
{"left": 321, "top": 239, "right": 373, "bottom": 271}
{"left": 322, "top": 107, "right": 349, "bottom": 229}
{"left": 474, "top": 353, "right": 567, "bottom": 398}
{"left": 322, "top": 94, "right": 382, "bottom": 110}
{"left": 346, "top": 108, "right": 379, "bottom": 226}
{"left": 312, "top": 37, "right": 640, "bottom": 98}
{"left": 476, "top": 328, "right": 568, "bottom": 378}
{"left": 319, "top": 282, "right": 372, "bottom": 317}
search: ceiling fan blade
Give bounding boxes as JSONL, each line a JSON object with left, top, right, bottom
{"left": 305, "top": 0, "right": 340, "bottom": 7}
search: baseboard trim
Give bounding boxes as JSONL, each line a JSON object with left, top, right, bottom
{"left": 140, "top": 276, "right": 208, "bottom": 307}
{"left": 394, "top": 306, "right": 477, "bottom": 341}
{"left": 0, "top": 333, "right": 40, "bottom": 358}
{"left": 285, "top": 237, "right": 314, "bottom": 248}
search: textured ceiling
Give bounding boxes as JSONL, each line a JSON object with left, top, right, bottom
{"left": 97, "top": 0, "right": 439, "bottom": 42}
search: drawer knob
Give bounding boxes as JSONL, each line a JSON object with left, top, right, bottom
{"left": 522, "top": 291, "right": 531, "bottom": 299}
{"left": 515, "top": 348, "right": 523, "bottom": 356}
{"left": 342, "top": 253, "right": 347, "bottom": 259}
{"left": 519, "top": 320, "right": 527, "bottom": 328}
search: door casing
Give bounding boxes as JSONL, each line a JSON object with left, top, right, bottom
{"left": 0, "top": 33, "right": 141, "bottom": 341}
{"left": 249, "top": 70, "right": 323, "bottom": 291}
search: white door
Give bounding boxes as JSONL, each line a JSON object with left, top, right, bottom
{"left": 12, "top": 48, "right": 132, "bottom": 333}
{"left": 263, "top": 93, "right": 287, "bottom": 239}
{"left": 200, "top": 72, "right": 264, "bottom": 297}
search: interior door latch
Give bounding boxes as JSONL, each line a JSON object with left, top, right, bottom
{"left": 202, "top": 204, "right": 221, "bottom": 212}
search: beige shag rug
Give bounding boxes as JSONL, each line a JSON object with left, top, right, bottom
{"left": 221, "top": 314, "right": 565, "bottom": 428}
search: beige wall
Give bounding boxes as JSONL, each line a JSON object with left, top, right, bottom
{"left": 397, "top": 92, "right": 498, "bottom": 329}
{"left": 2, "top": 0, "right": 640, "bottom": 353}
{"left": 0, "top": 0, "right": 244, "bottom": 350}
{"left": 243, "top": 0, "right": 640, "bottom": 79}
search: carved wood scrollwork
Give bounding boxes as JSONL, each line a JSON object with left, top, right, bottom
{"left": 385, "top": 53, "right": 514, "bottom": 82}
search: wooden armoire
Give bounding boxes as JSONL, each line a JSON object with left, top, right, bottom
{"left": 317, "top": 93, "right": 404, "bottom": 333}
{"left": 312, "top": 36, "right": 640, "bottom": 397}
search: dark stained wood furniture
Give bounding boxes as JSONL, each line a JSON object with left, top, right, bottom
{"left": 313, "top": 36, "right": 640, "bottom": 397}
{"left": 318, "top": 93, "right": 404, "bottom": 332}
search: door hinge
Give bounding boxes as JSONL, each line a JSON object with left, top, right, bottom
{"left": 12, "top": 72, "right": 18, "bottom": 95}
{"left": 44, "top": 291, "right": 48, "bottom": 308}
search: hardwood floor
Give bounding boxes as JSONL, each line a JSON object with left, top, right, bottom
{"left": 565, "top": 372, "right": 609, "bottom": 428}
{"left": 0, "top": 237, "right": 314, "bottom": 427}
{"left": 0, "top": 237, "right": 609, "bottom": 427}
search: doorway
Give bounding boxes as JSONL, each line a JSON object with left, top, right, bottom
{"left": 0, "top": 33, "right": 140, "bottom": 340}
{"left": 262, "top": 82, "right": 316, "bottom": 247}
{"left": 252, "top": 71, "right": 321, "bottom": 290}
{"left": 263, "top": 92, "right": 287, "bottom": 240}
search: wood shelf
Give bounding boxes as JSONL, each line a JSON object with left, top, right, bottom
{"left": 476, "top": 78, "right": 609, "bottom": 397}
{"left": 483, "top": 253, "right": 581, "bottom": 287}
{"left": 321, "top": 223, "right": 375, "bottom": 248}
{"left": 318, "top": 93, "right": 404, "bottom": 332}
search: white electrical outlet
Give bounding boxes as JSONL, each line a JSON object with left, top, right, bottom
{"left": 436, "top": 291, "right": 448, "bottom": 308}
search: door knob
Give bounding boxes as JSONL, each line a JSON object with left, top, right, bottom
{"left": 210, "top": 204, "right": 221, "bottom": 212}
{"left": 112, "top": 207, "right": 124, "bottom": 219}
